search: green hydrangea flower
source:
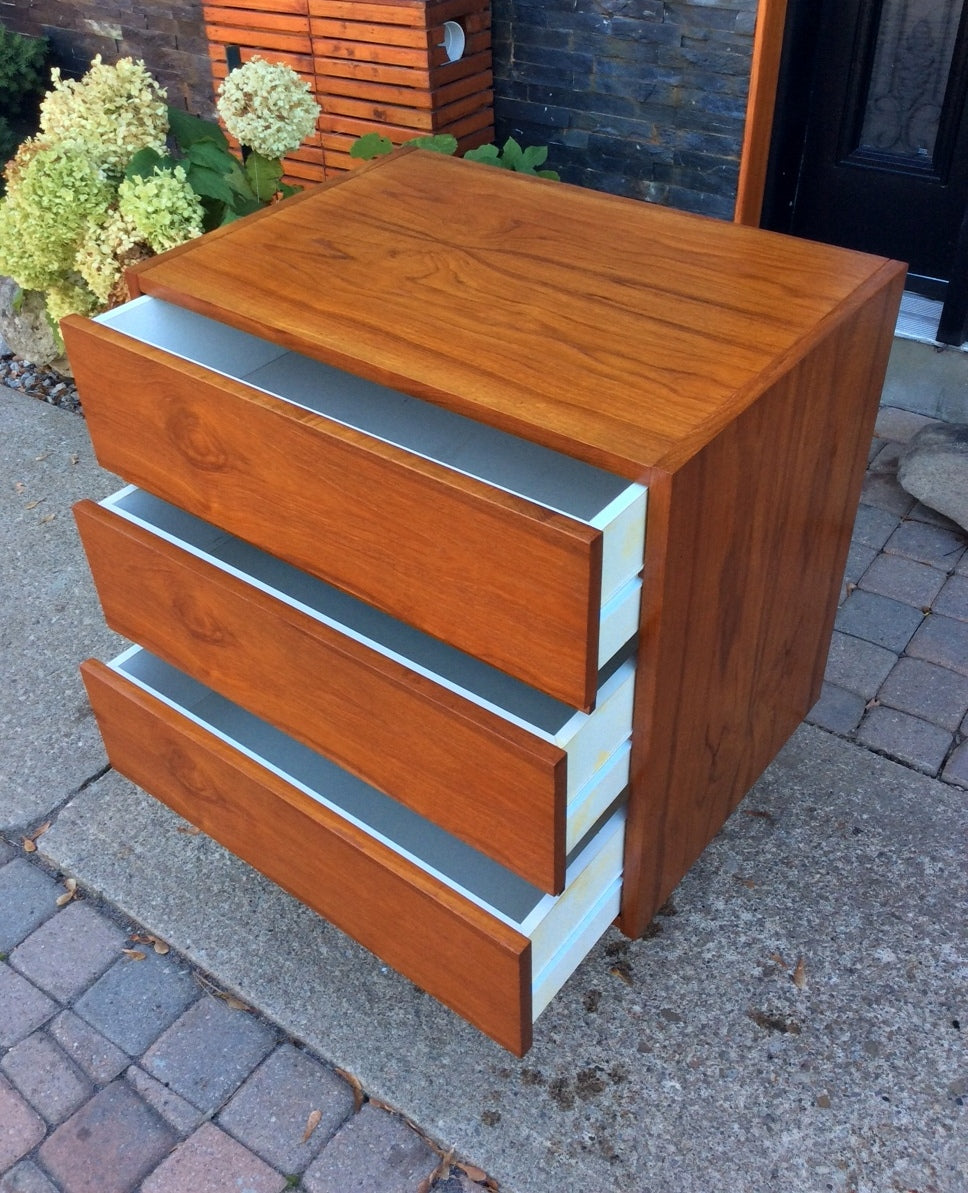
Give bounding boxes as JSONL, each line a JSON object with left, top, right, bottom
{"left": 118, "top": 165, "right": 204, "bottom": 253}
{"left": 216, "top": 57, "right": 319, "bottom": 160}
{"left": 0, "top": 143, "right": 111, "bottom": 291}
{"left": 45, "top": 276, "right": 100, "bottom": 325}
{"left": 76, "top": 207, "right": 145, "bottom": 304}
{"left": 39, "top": 55, "right": 168, "bottom": 173}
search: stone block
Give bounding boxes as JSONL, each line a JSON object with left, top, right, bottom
{"left": 140, "top": 1123, "right": 286, "bottom": 1193}
{"left": 823, "top": 630, "right": 898, "bottom": 698}
{"left": 73, "top": 951, "right": 199, "bottom": 1056}
{"left": 851, "top": 502, "right": 901, "bottom": 552}
{"left": 877, "top": 657, "right": 968, "bottom": 732}
{"left": 934, "top": 574, "right": 968, "bottom": 622}
{"left": 49, "top": 1011, "right": 129, "bottom": 1084}
{"left": 0, "top": 860, "right": 60, "bottom": 953}
{"left": 1, "top": 1031, "right": 93, "bottom": 1125}
{"left": 39, "top": 1082, "right": 177, "bottom": 1193}
{"left": 856, "top": 706, "right": 952, "bottom": 776}
{"left": 219, "top": 1043, "right": 355, "bottom": 1172}
{"left": 0, "top": 1161, "right": 59, "bottom": 1193}
{"left": 10, "top": 901, "right": 125, "bottom": 1002}
{"left": 859, "top": 471, "right": 916, "bottom": 516}
{"left": 0, "top": 965, "right": 57, "bottom": 1048}
{"left": 858, "top": 553, "right": 947, "bottom": 610}
{"left": 883, "top": 518, "right": 967, "bottom": 570}
{"left": 141, "top": 995, "right": 276, "bottom": 1114}
{"left": 302, "top": 1104, "right": 439, "bottom": 1193}
{"left": 908, "top": 614, "right": 968, "bottom": 677}
{"left": 0, "top": 1075, "right": 46, "bottom": 1173}
{"left": 125, "top": 1065, "right": 205, "bottom": 1135}
{"left": 0, "top": 839, "right": 14, "bottom": 865}
{"left": 942, "top": 740, "right": 968, "bottom": 788}
{"left": 834, "top": 590, "right": 925, "bottom": 653}
{"left": 806, "top": 682, "right": 866, "bottom": 736}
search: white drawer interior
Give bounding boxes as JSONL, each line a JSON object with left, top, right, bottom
{"left": 110, "top": 647, "right": 625, "bottom": 1021}
{"left": 103, "top": 487, "right": 636, "bottom": 812}
{"left": 96, "top": 297, "right": 647, "bottom": 617}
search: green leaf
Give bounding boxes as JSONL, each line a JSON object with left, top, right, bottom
{"left": 521, "top": 144, "right": 549, "bottom": 170}
{"left": 405, "top": 134, "right": 458, "bottom": 155}
{"left": 498, "top": 137, "right": 524, "bottom": 171}
{"left": 10, "top": 285, "right": 24, "bottom": 315}
{"left": 278, "top": 181, "right": 302, "bottom": 198}
{"left": 125, "top": 147, "right": 173, "bottom": 181}
{"left": 537, "top": 169, "right": 561, "bottom": 181}
{"left": 186, "top": 138, "right": 237, "bottom": 174}
{"left": 185, "top": 163, "right": 237, "bottom": 204}
{"left": 244, "top": 151, "right": 283, "bottom": 202}
{"left": 350, "top": 132, "right": 394, "bottom": 160}
{"left": 463, "top": 143, "right": 500, "bottom": 165}
{"left": 167, "top": 105, "right": 229, "bottom": 152}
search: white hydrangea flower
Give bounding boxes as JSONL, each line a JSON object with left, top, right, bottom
{"left": 76, "top": 207, "right": 146, "bottom": 304}
{"left": 216, "top": 57, "right": 319, "bottom": 160}
{"left": 39, "top": 56, "right": 168, "bottom": 172}
{"left": 118, "top": 165, "right": 204, "bottom": 253}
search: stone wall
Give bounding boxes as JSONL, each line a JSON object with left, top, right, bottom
{"left": 491, "top": 0, "right": 757, "bottom": 218}
{"left": 0, "top": 0, "right": 215, "bottom": 116}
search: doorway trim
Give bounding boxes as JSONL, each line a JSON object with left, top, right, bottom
{"left": 734, "top": 0, "right": 789, "bottom": 226}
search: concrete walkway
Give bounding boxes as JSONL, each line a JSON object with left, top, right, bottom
{"left": 1, "top": 338, "right": 966, "bottom": 1193}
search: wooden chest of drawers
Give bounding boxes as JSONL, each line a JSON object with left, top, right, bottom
{"left": 63, "top": 149, "right": 904, "bottom": 1054}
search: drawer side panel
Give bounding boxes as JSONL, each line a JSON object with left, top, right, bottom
{"left": 75, "top": 499, "right": 568, "bottom": 892}
{"left": 63, "top": 316, "right": 602, "bottom": 710}
{"left": 81, "top": 659, "right": 534, "bottom": 1055}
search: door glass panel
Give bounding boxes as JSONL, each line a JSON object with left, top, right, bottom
{"left": 860, "top": 0, "right": 963, "bottom": 161}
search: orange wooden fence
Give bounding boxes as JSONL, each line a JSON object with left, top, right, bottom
{"left": 203, "top": 0, "right": 494, "bottom": 180}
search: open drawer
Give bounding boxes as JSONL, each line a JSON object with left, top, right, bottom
{"left": 75, "top": 487, "right": 636, "bottom": 893}
{"left": 61, "top": 297, "right": 647, "bottom": 711}
{"left": 81, "top": 648, "right": 626, "bottom": 1056}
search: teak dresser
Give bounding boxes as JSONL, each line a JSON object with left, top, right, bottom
{"left": 63, "top": 149, "right": 905, "bottom": 1055}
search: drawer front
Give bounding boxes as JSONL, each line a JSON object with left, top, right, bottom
{"left": 80, "top": 659, "right": 535, "bottom": 1054}
{"left": 75, "top": 498, "right": 569, "bottom": 892}
{"left": 82, "top": 656, "right": 625, "bottom": 1056}
{"left": 63, "top": 316, "right": 605, "bottom": 710}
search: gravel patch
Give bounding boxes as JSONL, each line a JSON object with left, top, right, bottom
{"left": 0, "top": 352, "right": 81, "bottom": 414}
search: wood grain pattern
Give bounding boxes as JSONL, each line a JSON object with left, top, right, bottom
{"left": 61, "top": 314, "right": 604, "bottom": 711}
{"left": 128, "top": 151, "right": 902, "bottom": 478}
{"left": 75, "top": 499, "right": 568, "bottom": 892}
{"left": 81, "top": 659, "right": 533, "bottom": 1054}
{"left": 734, "top": 0, "right": 789, "bottom": 226}
{"left": 619, "top": 264, "right": 905, "bottom": 936}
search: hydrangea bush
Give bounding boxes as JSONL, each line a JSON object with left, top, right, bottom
{"left": 0, "top": 54, "right": 320, "bottom": 353}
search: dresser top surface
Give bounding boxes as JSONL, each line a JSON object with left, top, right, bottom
{"left": 132, "top": 149, "right": 904, "bottom": 476}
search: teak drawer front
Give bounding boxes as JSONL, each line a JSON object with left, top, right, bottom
{"left": 81, "top": 652, "right": 626, "bottom": 1055}
{"left": 75, "top": 496, "right": 568, "bottom": 891}
{"left": 64, "top": 314, "right": 612, "bottom": 710}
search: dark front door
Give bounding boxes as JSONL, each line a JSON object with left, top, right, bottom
{"left": 764, "top": 0, "right": 968, "bottom": 340}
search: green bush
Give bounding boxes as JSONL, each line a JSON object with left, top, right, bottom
{"left": 0, "top": 26, "right": 49, "bottom": 120}
{"left": 350, "top": 132, "right": 560, "bottom": 180}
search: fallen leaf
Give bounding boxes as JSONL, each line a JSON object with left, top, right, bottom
{"left": 176, "top": 824, "right": 202, "bottom": 836}
{"left": 122, "top": 948, "right": 147, "bottom": 961}
{"left": 39, "top": 513, "right": 56, "bottom": 524}
{"left": 792, "top": 955, "right": 807, "bottom": 989}
{"left": 416, "top": 1180, "right": 432, "bottom": 1193}
{"left": 35, "top": 452, "right": 50, "bottom": 461}
{"left": 149, "top": 935, "right": 170, "bottom": 955}
{"left": 336, "top": 1067, "right": 365, "bottom": 1113}
{"left": 24, "top": 500, "right": 42, "bottom": 510}
{"left": 769, "top": 952, "right": 787, "bottom": 968}
{"left": 458, "top": 1161, "right": 490, "bottom": 1181}
{"left": 69, "top": 453, "right": 79, "bottom": 465}
{"left": 14, "top": 481, "right": 25, "bottom": 493}
{"left": 864, "top": 697, "right": 880, "bottom": 711}
{"left": 23, "top": 820, "right": 51, "bottom": 851}
{"left": 301, "top": 1109, "right": 322, "bottom": 1143}
{"left": 744, "top": 808, "right": 775, "bottom": 822}
{"left": 222, "top": 992, "right": 250, "bottom": 1011}
{"left": 748, "top": 1009, "right": 801, "bottom": 1035}
{"left": 427, "top": 1147, "right": 455, "bottom": 1185}
{"left": 733, "top": 875, "right": 756, "bottom": 889}
{"left": 55, "top": 877, "right": 78, "bottom": 907}
{"left": 609, "top": 963, "right": 633, "bottom": 986}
